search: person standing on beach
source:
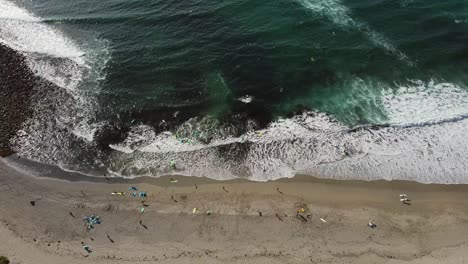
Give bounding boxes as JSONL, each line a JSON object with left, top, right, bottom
{"left": 81, "top": 242, "right": 91, "bottom": 253}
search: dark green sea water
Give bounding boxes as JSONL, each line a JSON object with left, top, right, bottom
{"left": 2, "top": 0, "right": 468, "bottom": 182}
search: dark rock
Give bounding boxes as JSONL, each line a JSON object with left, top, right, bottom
{"left": 0, "top": 44, "right": 36, "bottom": 156}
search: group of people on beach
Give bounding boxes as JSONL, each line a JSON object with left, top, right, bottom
{"left": 66, "top": 179, "right": 412, "bottom": 255}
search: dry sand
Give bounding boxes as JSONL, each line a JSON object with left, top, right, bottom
{"left": 1, "top": 157, "right": 468, "bottom": 264}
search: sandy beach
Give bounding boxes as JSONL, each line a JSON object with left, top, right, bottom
{"left": 1, "top": 157, "right": 468, "bottom": 264}
{"left": 2, "top": 1, "right": 468, "bottom": 263}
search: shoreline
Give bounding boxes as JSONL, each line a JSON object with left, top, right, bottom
{"left": 4, "top": 156, "right": 468, "bottom": 190}
{"left": 2, "top": 157, "right": 468, "bottom": 263}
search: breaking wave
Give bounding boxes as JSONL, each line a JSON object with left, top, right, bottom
{"left": 105, "top": 79, "right": 468, "bottom": 183}
{"left": 2, "top": 0, "right": 109, "bottom": 154}
{"left": 4, "top": 0, "right": 468, "bottom": 184}
{"left": 0, "top": 0, "right": 87, "bottom": 91}
{"left": 297, "top": 0, "right": 413, "bottom": 65}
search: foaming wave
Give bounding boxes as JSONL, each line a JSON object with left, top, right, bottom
{"left": 109, "top": 123, "right": 242, "bottom": 154}
{"left": 106, "top": 110, "right": 468, "bottom": 183}
{"left": 105, "top": 79, "right": 468, "bottom": 183}
{"left": 5, "top": 0, "right": 110, "bottom": 163}
{"left": 304, "top": 77, "right": 468, "bottom": 127}
{"left": 383, "top": 80, "right": 468, "bottom": 126}
{"left": 0, "top": 0, "right": 87, "bottom": 91}
{"left": 0, "top": 0, "right": 37, "bottom": 22}
{"left": 297, "top": 0, "right": 413, "bottom": 65}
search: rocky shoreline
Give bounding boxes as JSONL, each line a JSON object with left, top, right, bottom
{"left": 0, "top": 43, "right": 72, "bottom": 157}
{"left": 0, "top": 44, "right": 36, "bottom": 157}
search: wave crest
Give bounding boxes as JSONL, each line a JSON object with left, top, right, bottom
{"left": 297, "top": 0, "right": 413, "bottom": 64}
{"left": 102, "top": 78, "right": 468, "bottom": 183}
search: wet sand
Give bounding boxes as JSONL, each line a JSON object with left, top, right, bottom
{"left": 1, "top": 157, "right": 468, "bottom": 264}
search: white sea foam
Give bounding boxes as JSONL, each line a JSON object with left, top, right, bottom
{"left": 238, "top": 95, "right": 254, "bottom": 103}
{"left": 383, "top": 80, "right": 468, "bottom": 126}
{"left": 0, "top": 0, "right": 38, "bottom": 22}
{"left": 454, "top": 18, "right": 468, "bottom": 24}
{"left": 326, "top": 77, "right": 468, "bottom": 126}
{"left": 297, "top": 0, "right": 412, "bottom": 64}
{"left": 5, "top": 0, "right": 467, "bottom": 184}
{"left": 106, "top": 79, "right": 468, "bottom": 183}
{"left": 0, "top": 0, "right": 87, "bottom": 91}
{"left": 3, "top": 0, "right": 110, "bottom": 160}
{"left": 0, "top": 0, "right": 84, "bottom": 60}
{"left": 72, "top": 122, "right": 105, "bottom": 142}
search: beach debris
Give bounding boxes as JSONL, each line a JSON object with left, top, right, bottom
{"left": 111, "top": 192, "right": 125, "bottom": 196}
{"left": 139, "top": 192, "right": 147, "bottom": 198}
{"left": 132, "top": 192, "right": 137, "bottom": 197}
{"left": 30, "top": 201, "right": 36, "bottom": 206}
{"left": 140, "top": 207, "right": 145, "bottom": 214}
{"left": 84, "top": 214, "right": 102, "bottom": 230}
{"left": 171, "top": 195, "right": 178, "bottom": 203}
{"left": 107, "top": 235, "right": 114, "bottom": 243}
{"left": 320, "top": 218, "right": 327, "bottom": 223}
{"left": 193, "top": 208, "right": 198, "bottom": 214}
{"left": 297, "top": 208, "right": 305, "bottom": 214}
{"left": 129, "top": 186, "right": 138, "bottom": 191}
{"left": 368, "top": 220, "right": 377, "bottom": 229}
{"left": 69, "top": 212, "right": 75, "bottom": 218}
{"left": 170, "top": 178, "right": 178, "bottom": 183}
{"left": 195, "top": 184, "right": 198, "bottom": 189}
{"left": 81, "top": 242, "right": 92, "bottom": 253}
{"left": 206, "top": 210, "right": 212, "bottom": 216}
{"left": 258, "top": 211, "right": 262, "bottom": 217}
{"left": 223, "top": 186, "right": 229, "bottom": 193}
